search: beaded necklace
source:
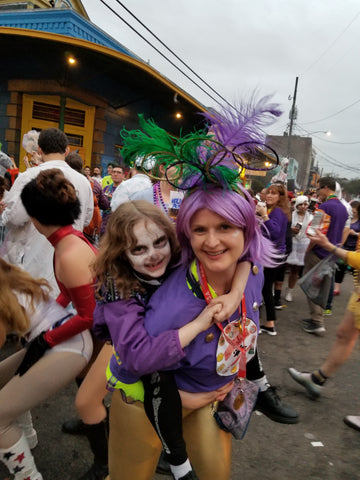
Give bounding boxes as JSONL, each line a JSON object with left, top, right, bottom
{"left": 354, "top": 236, "right": 360, "bottom": 298}
{"left": 152, "top": 182, "right": 168, "bottom": 214}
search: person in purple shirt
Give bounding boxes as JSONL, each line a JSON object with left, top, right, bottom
{"left": 256, "top": 183, "right": 290, "bottom": 335}
{"left": 333, "top": 200, "right": 360, "bottom": 295}
{"left": 302, "top": 176, "right": 348, "bottom": 334}
{"left": 102, "top": 182, "right": 280, "bottom": 480}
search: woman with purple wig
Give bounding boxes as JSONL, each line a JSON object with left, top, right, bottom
{"left": 104, "top": 98, "right": 287, "bottom": 480}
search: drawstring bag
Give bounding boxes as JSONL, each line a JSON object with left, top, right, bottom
{"left": 214, "top": 377, "right": 259, "bottom": 440}
{"left": 298, "top": 253, "right": 337, "bottom": 308}
{"left": 197, "top": 261, "right": 259, "bottom": 440}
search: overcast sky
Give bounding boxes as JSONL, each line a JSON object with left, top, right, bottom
{"left": 82, "top": 0, "right": 360, "bottom": 180}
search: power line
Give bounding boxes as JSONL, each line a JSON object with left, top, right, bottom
{"left": 314, "top": 145, "right": 360, "bottom": 173}
{"left": 112, "top": 0, "right": 236, "bottom": 110}
{"left": 296, "top": 124, "right": 360, "bottom": 144}
{"left": 98, "top": 0, "right": 234, "bottom": 109}
{"left": 301, "top": 97, "right": 360, "bottom": 125}
{"left": 302, "top": 9, "right": 360, "bottom": 74}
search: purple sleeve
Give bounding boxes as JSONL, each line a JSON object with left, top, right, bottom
{"left": 93, "top": 181, "right": 111, "bottom": 211}
{"left": 263, "top": 208, "right": 286, "bottom": 240}
{"left": 95, "top": 298, "right": 186, "bottom": 376}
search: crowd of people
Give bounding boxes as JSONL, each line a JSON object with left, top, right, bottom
{"left": 0, "top": 94, "right": 359, "bottom": 480}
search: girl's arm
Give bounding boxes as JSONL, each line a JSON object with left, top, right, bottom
{"left": 209, "top": 261, "right": 251, "bottom": 322}
{"left": 101, "top": 298, "right": 220, "bottom": 378}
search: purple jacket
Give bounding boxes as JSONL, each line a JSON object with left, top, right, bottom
{"left": 94, "top": 264, "right": 263, "bottom": 392}
{"left": 262, "top": 207, "right": 288, "bottom": 254}
{"left": 93, "top": 294, "right": 184, "bottom": 383}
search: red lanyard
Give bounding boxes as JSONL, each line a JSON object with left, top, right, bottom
{"left": 197, "top": 261, "right": 247, "bottom": 378}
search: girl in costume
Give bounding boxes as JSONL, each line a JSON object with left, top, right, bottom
{"left": 0, "top": 169, "right": 95, "bottom": 480}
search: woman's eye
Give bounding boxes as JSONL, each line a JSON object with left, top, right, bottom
{"left": 192, "top": 227, "right": 205, "bottom": 233}
{"left": 220, "top": 224, "right": 231, "bottom": 231}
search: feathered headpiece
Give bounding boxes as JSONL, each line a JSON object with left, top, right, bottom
{"left": 22, "top": 130, "right": 40, "bottom": 153}
{"left": 120, "top": 94, "right": 282, "bottom": 192}
{"left": 201, "top": 94, "right": 282, "bottom": 171}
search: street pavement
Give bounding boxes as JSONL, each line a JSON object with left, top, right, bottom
{"left": 1, "top": 273, "right": 360, "bottom": 479}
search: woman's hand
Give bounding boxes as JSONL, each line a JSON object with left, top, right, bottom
{"left": 179, "top": 381, "right": 234, "bottom": 410}
{"left": 15, "top": 332, "right": 50, "bottom": 376}
{"left": 255, "top": 203, "right": 267, "bottom": 218}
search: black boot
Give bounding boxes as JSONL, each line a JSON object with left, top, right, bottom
{"left": 62, "top": 417, "right": 90, "bottom": 435}
{"left": 255, "top": 386, "right": 299, "bottom": 424}
{"left": 78, "top": 420, "right": 109, "bottom": 480}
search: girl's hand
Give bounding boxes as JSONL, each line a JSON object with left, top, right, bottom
{"left": 195, "top": 303, "right": 222, "bottom": 332}
{"left": 210, "top": 291, "right": 240, "bottom": 323}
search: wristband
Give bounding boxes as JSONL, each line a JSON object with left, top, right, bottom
{"left": 330, "top": 246, "right": 337, "bottom": 254}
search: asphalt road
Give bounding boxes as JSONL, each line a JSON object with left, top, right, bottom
{"left": 1, "top": 273, "right": 359, "bottom": 480}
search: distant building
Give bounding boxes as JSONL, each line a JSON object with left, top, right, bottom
{"left": 0, "top": 0, "right": 206, "bottom": 171}
{"left": 266, "top": 134, "right": 313, "bottom": 191}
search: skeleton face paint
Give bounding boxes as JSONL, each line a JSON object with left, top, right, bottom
{"left": 126, "top": 219, "right": 171, "bottom": 279}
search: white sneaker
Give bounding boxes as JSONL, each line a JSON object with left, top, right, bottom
{"left": 344, "top": 415, "right": 360, "bottom": 432}
{"left": 285, "top": 290, "right": 293, "bottom": 302}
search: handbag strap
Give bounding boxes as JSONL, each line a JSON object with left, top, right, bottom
{"left": 197, "top": 261, "right": 247, "bottom": 378}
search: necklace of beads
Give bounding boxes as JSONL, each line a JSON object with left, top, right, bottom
{"left": 153, "top": 182, "right": 168, "bottom": 214}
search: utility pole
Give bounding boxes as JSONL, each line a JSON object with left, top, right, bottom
{"left": 287, "top": 76, "right": 299, "bottom": 156}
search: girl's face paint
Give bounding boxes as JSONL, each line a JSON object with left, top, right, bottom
{"left": 126, "top": 219, "right": 171, "bottom": 279}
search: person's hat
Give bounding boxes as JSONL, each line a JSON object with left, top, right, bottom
{"left": 295, "top": 195, "right": 309, "bottom": 207}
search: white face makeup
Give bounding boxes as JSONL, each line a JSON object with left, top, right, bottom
{"left": 126, "top": 219, "right": 171, "bottom": 279}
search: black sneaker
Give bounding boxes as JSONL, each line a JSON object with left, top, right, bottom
{"left": 255, "top": 386, "right": 299, "bottom": 424}
{"left": 260, "top": 325, "right": 277, "bottom": 336}
{"left": 156, "top": 451, "right": 171, "bottom": 475}
{"left": 302, "top": 319, "right": 325, "bottom": 335}
{"left": 274, "top": 298, "right": 283, "bottom": 310}
{"left": 177, "top": 470, "right": 199, "bottom": 480}
{"left": 78, "top": 463, "right": 108, "bottom": 480}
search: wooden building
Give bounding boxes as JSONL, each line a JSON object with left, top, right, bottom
{"left": 0, "top": 0, "right": 205, "bottom": 171}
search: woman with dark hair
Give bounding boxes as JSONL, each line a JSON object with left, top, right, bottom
{"left": 0, "top": 169, "right": 95, "bottom": 480}
{"left": 256, "top": 183, "right": 290, "bottom": 335}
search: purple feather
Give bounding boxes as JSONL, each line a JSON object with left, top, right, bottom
{"left": 201, "top": 93, "right": 282, "bottom": 147}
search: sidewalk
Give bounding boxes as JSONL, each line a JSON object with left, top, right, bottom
{"left": 1, "top": 274, "right": 359, "bottom": 479}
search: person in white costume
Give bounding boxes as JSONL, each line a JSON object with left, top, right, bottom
{"left": 1, "top": 128, "right": 93, "bottom": 296}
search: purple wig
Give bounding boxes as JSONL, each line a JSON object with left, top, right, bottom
{"left": 176, "top": 185, "right": 280, "bottom": 267}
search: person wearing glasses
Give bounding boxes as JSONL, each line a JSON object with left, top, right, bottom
{"left": 301, "top": 177, "right": 347, "bottom": 335}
